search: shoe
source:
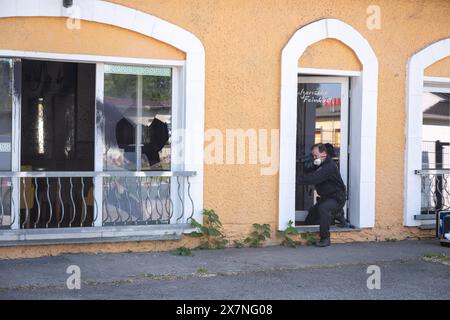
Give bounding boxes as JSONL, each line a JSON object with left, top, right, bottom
{"left": 333, "top": 208, "right": 346, "bottom": 226}
{"left": 334, "top": 214, "right": 348, "bottom": 228}
{"left": 316, "top": 237, "right": 331, "bottom": 247}
{"left": 335, "top": 219, "right": 349, "bottom": 228}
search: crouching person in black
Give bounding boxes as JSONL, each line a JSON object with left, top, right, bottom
{"left": 298, "top": 143, "right": 347, "bottom": 247}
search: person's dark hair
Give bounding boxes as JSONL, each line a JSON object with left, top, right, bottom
{"left": 324, "top": 143, "right": 336, "bottom": 158}
{"left": 311, "top": 143, "right": 336, "bottom": 158}
{"left": 311, "top": 143, "right": 327, "bottom": 153}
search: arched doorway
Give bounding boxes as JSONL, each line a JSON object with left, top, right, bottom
{"left": 279, "top": 19, "right": 379, "bottom": 230}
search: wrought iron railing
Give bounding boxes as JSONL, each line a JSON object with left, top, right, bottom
{"left": 415, "top": 169, "right": 450, "bottom": 215}
{"left": 0, "top": 177, "right": 12, "bottom": 229}
{"left": 0, "top": 171, "right": 196, "bottom": 230}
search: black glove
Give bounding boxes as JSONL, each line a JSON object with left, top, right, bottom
{"left": 300, "top": 154, "right": 316, "bottom": 171}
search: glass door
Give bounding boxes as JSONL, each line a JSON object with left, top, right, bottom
{"left": 295, "top": 76, "right": 349, "bottom": 224}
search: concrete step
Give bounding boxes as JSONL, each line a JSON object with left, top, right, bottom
{"left": 295, "top": 225, "right": 360, "bottom": 233}
{"left": 414, "top": 214, "right": 436, "bottom": 221}
{"left": 419, "top": 223, "right": 436, "bottom": 230}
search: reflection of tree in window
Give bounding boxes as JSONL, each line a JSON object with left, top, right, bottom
{"left": 103, "top": 66, "right": 172, "bottom": 171}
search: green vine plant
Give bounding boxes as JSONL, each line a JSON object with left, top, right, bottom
{"left": 278, "top": 220, "right": 301, "bottom": 247}
{"left": 301, "top": 232, "right": 318, "bottom": 246}
{"left": 172, "top": 246, "right": 193, "bottom": 256}
{"left": 233, "top": 240, "right": 244, "bottom": 248}
{"left": 189, "top": 209, "right": 229, "bottom": 249}
{"left": 244, "top": 223, "right": 271, "bottom": 248}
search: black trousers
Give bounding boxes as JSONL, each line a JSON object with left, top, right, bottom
{"left": 305, "top": 197, "right": 345, "bottom": 239}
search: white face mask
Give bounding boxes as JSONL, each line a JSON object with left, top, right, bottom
{"left": 313, "top": 158, "right": 322, "bottom": 166}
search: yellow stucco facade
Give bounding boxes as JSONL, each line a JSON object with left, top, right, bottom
{"left": 0, "top": 17, "right": 185, "bottom": 60}
{"left": 425, "top": 56, "right": 450, "bottom": 77}
{"left": 0, "top": 0, "right": 449, "bottom": 258}
{"left": 298, "top": 39, "right": 362, "bottom": 71}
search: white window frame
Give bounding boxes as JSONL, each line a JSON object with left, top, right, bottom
{"left": 279, "top": 19, "right": 379, "bottom": 230}
{"left": 409, "top": 79, "right": 450, "bottom": 223}
{"left": 424, "top": 77, "right": 450, "bottom": 93}
{"left": 0, "top": 0, "right": 206, "bottom": 236}
{"left": 1, "top": 51, "right": 190, "bottom": 230}
{"left": 404, "top": 38, "right": 450, "bottom": 226}
{"left": 0, "top": 0, "right": 205, "bottom": 239}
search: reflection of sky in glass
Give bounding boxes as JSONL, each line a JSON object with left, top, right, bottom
{"left": 421, "top": 91, "right": 450, "bottom": 169}
{"left": 422, "top": 92, "right": 446, "bottom": 112}
{"left": 318, "top": 83, "right": 341, "bottom": 98}
{"left": 299, "top": 83, "right": 341, "bottom": 116}
{"left": 298, "top": 83, "right": 341, "bottom": 100}
{"left": 298, "top": 81, "right": 343, "bottom": 155}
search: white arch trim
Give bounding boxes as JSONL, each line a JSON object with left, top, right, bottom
{"left": 0, "top": 0, "right": 205, "bottom": 224}
{"left": 404, "top": 38, "right": 450, "bottom": 226}
{"left": 279, "top": 19, "right": 378, "bottom": 230}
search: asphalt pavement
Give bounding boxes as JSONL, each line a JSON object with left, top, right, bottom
{"left": 0, "top": 240, "right": 449, "bottom": 299}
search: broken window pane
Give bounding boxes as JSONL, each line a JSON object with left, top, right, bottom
{"left": 103, "top": 65, "right": 172, "bottom": 171}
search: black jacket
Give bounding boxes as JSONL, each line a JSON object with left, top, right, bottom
{"left": 298, "top": 157, "right": 346, "bottom": 202}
